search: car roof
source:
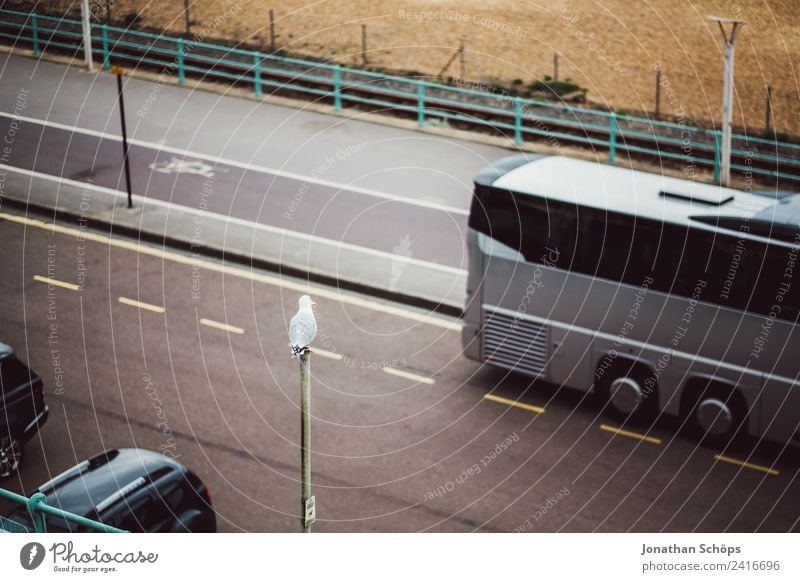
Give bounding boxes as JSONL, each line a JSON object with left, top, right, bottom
{"left": 0, "top": 342, "right": 14, "bottom": 359}
{"left": 37, "top": 449, "right": 184, "bottom": 517}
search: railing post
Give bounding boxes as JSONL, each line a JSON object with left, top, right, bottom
{"left": 101, "top": 24, "right": 110, "bottom": 69}
{"left": 253, "top": 52, "right": 262, "bottom": 97}
{"left": 713, "top": 130, "right": 722, "bottom": 183}
{"left": 514, "top": 98, "right": 523, "bottom": 145}
{"left": 608, "top": 112, "right": 617, "bottom": 163}
{"left": 177, "top": 38, "right": 185, "bottom": 85}
{"left": 417, "top": 82, "right": 425, "bottom": 128}
{"left": 26, "top": 492, "right": 48, "bottom": 533}
{"left": 31, "top": 13, "right": 40, "bottom": 56}
{"left": 333, "top": 65, "right": 342, "bottom": 112}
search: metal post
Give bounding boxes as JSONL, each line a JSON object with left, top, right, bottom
{"left": 655, "top": 69, "right": 662, "bottom": 119}
{"left": 416, "top": 82, "right": 425, "bottom": 128}
{"left": 554, "top": 52, "right": 559, "bottom": 82}
{"left": 184, "top": 0, "right": 191, "bottom": 35}
{"left": 26, "top": 493, "right": 47, "bottom": 533}
{"left": 459, "top": 38, "right": 465, "bottom": 79}
{"left": 713, "top": 129, "right": 722, "bottom": 183}
{"left": 31, "top": 13, "right": 40, "bottom": 56}
{"left": 253, "top": 53, "right": 262, "bottom": 98}
{"left": 101, "top": 24, "right": 110, "bottom": 69}
{"left": 177, "top": 38, "right": 186, "bottom": 85}
{"left": 299, "top": 352, "right": 314, "bottom": 533}
{"left": 333, "top": 65, "right": 342, "bottom": 111}
{"left": 361, "top": 24, "right": 367, "bottom": 66}
{"left": 269, "top": 9, "right": 276, "bottom": 52}
{"left": 112, "top": 67, "right": 133, "bottom": 209}
{"left": 608, "top": 113, "right": 617, "bottom": 163}
{"left": 710, "top": 16, "right": 743, "bottom": 186}
{"left": 514, "top": 98, "right": 523, "bottom": 145}
{"left": 765, "top": 85, "right": 773, "bottom": 134}
{"left": 80, "top": 0, "right": 94, "bottom": 71}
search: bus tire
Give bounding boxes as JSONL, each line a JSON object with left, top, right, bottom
{"left": 684, "top": 382, "right": 747, "bottom": 448}
{"left": 595, "top": 358, "right": 659, "bottom": 426}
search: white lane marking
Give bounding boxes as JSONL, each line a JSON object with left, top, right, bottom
{"left": 0, "top": 110, "right": 469, "bottom": 216}
{"left": 1, "top": 211, "right": 463, "bottom": 332}
{"left": 382, "top": 367, "right": 435, "bottom": 384}
{"left": 199, "top": 318, "right": 245, "bottom": 334}
{"left": 118, "top": 296, "right": 165, "bottom": 313}
{"left": 0, "top": 164, "right": 467, "bottom": 277}
{"left": 33, "top": 275, "right": 80, "bottom": 291}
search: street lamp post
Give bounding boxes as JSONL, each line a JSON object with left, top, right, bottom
{"left": 80, "top": 0, "right": 94, "bottom": 71}
{"left": 111, "top": 66, "right": 133, "bottom": 208}
{"left": 709, "top": 16, "right": 744, "bottom": 187}
{"left": 299, "top": 351, "right": 315, "bottom": 533}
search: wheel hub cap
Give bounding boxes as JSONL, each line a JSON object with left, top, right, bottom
{"left": 697, "top": 398, "right": 733, "bottom": 436}
{"left": 610, "top": 377, "right": 643, "bottom": 413}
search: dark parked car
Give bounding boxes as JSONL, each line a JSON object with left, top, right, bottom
{"left": 5, "top": 448, "right": 216, "bottom": 532}
{"left": 0, "top": 342, "right": 49, "bottom": 480}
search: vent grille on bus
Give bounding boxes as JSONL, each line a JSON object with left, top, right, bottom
{"left": 482, "top": 308, "right": 549, "bottom": 378}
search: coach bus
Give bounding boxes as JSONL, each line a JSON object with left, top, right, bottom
{"left": 463, "top": 154, "right": 800, "bottom": 447}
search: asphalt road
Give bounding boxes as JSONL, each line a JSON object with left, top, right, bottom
{"left": 1, "top": 212, "right": 798, "bottom": 532}
{"left": 0, "top": 53, "right": 509, "bottom": 273}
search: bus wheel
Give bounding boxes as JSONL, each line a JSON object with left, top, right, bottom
{"left": 686, "top": 384, "right": 746, "bottom": 448}
{"left": 596, "top": 361, "right": 659, "bottom": 426}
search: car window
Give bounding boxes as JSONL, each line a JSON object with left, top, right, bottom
{"left": 0, "top": 357, "right": 33, "bottom": 392}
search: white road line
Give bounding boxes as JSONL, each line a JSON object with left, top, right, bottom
{"left": 0, "top": 110, "right": 470, "bottom": 216}
{"left": 382, "top": 367, "right": 435, "bottom": 384}
{"left": 0, "top": 164, "right": 467, "bottom": 278}
{"left": 118, "top": 296, "right": 165, "bottom": 313}
{"left": 311, "top": 348, "right": 344, "bottom": 360}
{"left": 33, "top": 275, "right": 80, "bottom": 291}
{"left": 199, "top": 318, "right": 245, "bottom": 334}
{"left": 1, "top": 211, "right": 463, "bottom": 331}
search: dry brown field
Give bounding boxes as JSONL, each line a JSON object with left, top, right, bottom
{"left": 32, "top": 1, "right": 800, "bottom": 135}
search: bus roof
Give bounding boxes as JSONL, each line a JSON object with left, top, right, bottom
{"left": 491, "top": 155, "right": 784, "bottom": 228}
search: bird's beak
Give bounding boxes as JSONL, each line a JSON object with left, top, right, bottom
{"left": 312, "top": 301, "right": 317, "bottom": 306}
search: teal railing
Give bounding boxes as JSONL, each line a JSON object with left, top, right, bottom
{"left": 1, "top": 8, "right": 799, "bottom": 185}
{"left": 0, "top": 488, "right": 126, "bottom": 533}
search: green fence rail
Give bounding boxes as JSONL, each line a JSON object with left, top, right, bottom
{"left": 0, "top": 488, "right": 126, "bottom": 533}
{"left": 1, "top": 8, "right": 799, "bottom": 185}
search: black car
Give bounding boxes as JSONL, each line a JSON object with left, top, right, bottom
{"left": 5, "top": 448, "right": 216, "bottom": 532}
{"left": 0, "top": 342, "right": 49, "bottom": 480}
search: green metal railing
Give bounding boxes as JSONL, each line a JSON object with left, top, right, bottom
{"left": 0, "top": 488, "right": 126, "bottom": 533}
{"left": 1, "top": 8, "right": 799, "bottom": 184}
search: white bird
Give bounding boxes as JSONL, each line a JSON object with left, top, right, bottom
{"left": 289, "top": 295, "right": 317, "bottom": 357}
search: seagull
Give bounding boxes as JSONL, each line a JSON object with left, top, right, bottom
{"left": 289, "top": 295, "right": 317, "bottom": 357}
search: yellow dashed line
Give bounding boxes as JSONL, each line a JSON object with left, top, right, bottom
{"left": 311, "top": 348, "right": 343, "bottom": 360}
{"left": 714, "top": 454, "right": 779, "bottom": 476}
{"left": 118, "top": 296, "right": 165, "bottom": 314}
{"left": 199, "top": 318, "right": 244, "bottom": 334}
{"left": 484, "top": 394, "right": 545, "bottom": 414}
{"left": 599, "top": 424, "right": 662, "bottom": 445}
{"left": 382, "top": 367, "right": 435, "bottom": 385}
{"left": 2, "top": 212, "right": 461, "bottom": 331}
{"left": 33, "top": 275, "right": 79, "bottom": 291}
